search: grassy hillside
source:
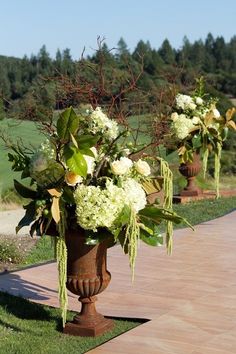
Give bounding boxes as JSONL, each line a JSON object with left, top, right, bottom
{"left": 0, "top": 119, "right": 44, "bottom": 192}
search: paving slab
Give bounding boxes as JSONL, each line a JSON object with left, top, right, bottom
{"left": 0, "top": 210, "right": 236, "bottom": 353}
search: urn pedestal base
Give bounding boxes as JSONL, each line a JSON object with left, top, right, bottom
{"left": 180, "top": 178, "right": 202, "bottom": 197}
{"left": 63, "top": 296, "right": 113, "bottom": 337}
{"left": 63, "top": 318, "right": 113, "bottom": 337}
{"left": 179, "top": 152, "right": 202, "bottom": 197}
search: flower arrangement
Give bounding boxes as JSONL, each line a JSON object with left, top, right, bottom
{"left": 6, "top": 106, "right": 190, "bottom": 325}
{"left": 170, "top": 79, "right": 236, "bottom": 197}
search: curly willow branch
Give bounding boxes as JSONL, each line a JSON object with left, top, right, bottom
{"left": 160, "top": 158, "right": 173, "bottom": 255}
{"left": 56, "top": 214, "right": 68, "bottom": 327}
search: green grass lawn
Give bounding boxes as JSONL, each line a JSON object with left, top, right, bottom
{"left": 0, "top": 119, "right": 44, "bottom": 192}
{"left": 0, "top": 292, "right": 141, "bottom": 354}
{"left": 173, "top": 196, "right": 236, "bottom": 229}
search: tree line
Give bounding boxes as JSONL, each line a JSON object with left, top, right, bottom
{"left": 0, "top": 33, "right": 236, "bottom": 121}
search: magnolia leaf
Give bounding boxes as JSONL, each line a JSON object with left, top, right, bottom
{"left": 192, "top": 135, "right": 202, "bottom": 149}
{"left": 14, "top": 179, "right": 37, "bottom": 199}
{"left": 21, "top": 166, "right": 30, "bottom": 179}
{"left": 227, "top": 120, "right": 236, "bottom": 131}
{"left": 204, "top": 112, "right": 214, "bottom": 127}
{"left": 70, "top": 132, "right": 79, "bottom": 148}
{"left": 139, "top": 223, "right": 153, "bottom": 235}
{"left": 57, "top": 107, "right": 80, "bottom": 141}
{"left": 188, "top": 126, "right": 201, "bottom": 134}
{"left": 80, "top": 148, "right": 95, "bottom": 157}
{"left": 118, "top": 231, "right": 129, "bottom": 254}
{"left": 85, "top": 230, "right": 115, "bottom": 248}
{"left": 222, "top": 127, "right": 229, "bottom": 141}
{"left": 85, "top": 238, "right": 98, "bottom": 245}
{"left": 77, "top": 134, "right": 100, "bottom": 149}
{"left": 142, "top": 178, "right": 163, "bottom": 194}
{"left": 51, "top": 196, "right": 60, "bottom": 224}
{"left": 226, "top": 107, "right": 236, "bottom": 122}
{"left": 16, "top": 201, "right": 36, "bottom": 234}
{"left": 47, "top": 188, "right": 62, "bottom": 198}
{"left": 140, "top": 230, "right": 163, "bottom": 247}
{"left": 30, "top": 218, "right": 44, "bottom": 237}
{"left": 139, "top": 206, "right": 193, "bottom": 228}
{"left": 63, "top": 145, "right": 87, "bottom": 177}
{"left": 119, "top": 205, "right": 131, "bottom": 226}
{"left": 62, "top": 186, "right": 75, "bottom": 204}
{"left": 178, "top": 145, "right": 186, "bottom": 155}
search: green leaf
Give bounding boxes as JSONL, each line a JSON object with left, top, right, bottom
{"left": 142, "top": 178, "right": 163, "bottom": 194}
{"left": 119, "top": 205, "right": 131, "bottom": 226}
{"left": 77, "top": 134, "right": 100, "bottom": 149}
{"left": 139, "top": 206, "right": 192, "bottom": 226}
{"left": 21, "top": 166, "right": 30, "bottom": 179}
{"left": 118, "top": 231, "right": 129, "bottom": 254}
{"left": 29, "top": 218, "right": 44, "bottom": 237}
{"left": 62, "top": 186, "right": 75, "bottom": 204}
{"left": 85, "top": 237, "right": 98, "bottom": 245}
{"left": 63, "top": 146, "right": 87, "bottom": 177}
{"left": 70, "top": 132, "right": 79, "bottom": 148}
{"left": 57, "top": 107, "right": 80, "bottom": 141}
{"left": 80, "top": 148, "right": 95, "bottom": 158}
{"left": 140, "top": 229, "right": 163, "bottom": 247}
{"left": 85, "top": 229, "right": 115, "bottom": 248}
{"left": 14, "top": 179, "right": 37, "bottom": 199}
{"left": 192, "top": 135, "right": 202, "bottom": 149}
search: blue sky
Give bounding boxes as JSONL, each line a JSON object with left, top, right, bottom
{"left": 1, "top": 0, "right": 236, "bottom": 59}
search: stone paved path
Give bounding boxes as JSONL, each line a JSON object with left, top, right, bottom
{"left": 0, "top": 209, "right": 27, "bottom": 235}
{"left": 0, "top": 210, "right": 236, "bottom": 353}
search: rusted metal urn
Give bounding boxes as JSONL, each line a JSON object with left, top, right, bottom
{"left": 63, "top": 228, "right": 113, "bottom": 336}
{"left": 179, "top": 152, "right": 202, "bottom": 196}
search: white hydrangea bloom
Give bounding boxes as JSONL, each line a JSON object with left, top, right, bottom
{"left": 135, "top": 159, "right": 151, "bottom": 176}
{"left": 172, "top": 114, "right": 195, "bottom": 140}
{"left": 74, "top": 181, "right": 126, "bottom": 232}
{"left": 195, "top": 97, "right": 203, "bottom": 105}
{"left": 192, "top": 116, "right": 201, "bottom": 125}
{"left": 122, "top": 178, "right": 146, "bottom": 212}
{"left": 111, "top": 156, "right": 133, "bottom": 175}
{"left": 89, "top": 107, "right": 119, "bottom": 140}
{"left": 188, "top": 102, "right": 197, "bottom": 110}
{"left": 83, "top": 147, "right": 97, "bottom": 175}
{"left": 176, "top": 94, "right": 196, "bottom": 111}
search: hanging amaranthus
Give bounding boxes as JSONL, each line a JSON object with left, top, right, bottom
{"left": 202, "top": 147, "right": 209, "bottom": 179}
{"left": 160, "top": 158, "right": 174, "bottom": 254}
{"left": 214, "top": 142, "right": 222, "bottom": 199}
{"left": 123, "top": 207, "right": 140, "bottom": 281}
{"left": 56, "top": 213, "right": 68, "bottom": 328}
